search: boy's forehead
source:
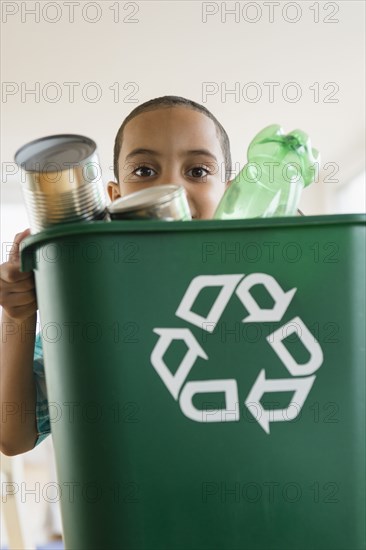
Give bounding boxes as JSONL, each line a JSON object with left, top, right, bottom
{"left": 120, "top": 107, "right": 222, "bottom": 156}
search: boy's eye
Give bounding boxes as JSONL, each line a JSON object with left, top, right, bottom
{"left": 133, "top": 165, "right": 157, "bottom": 177}
{"left": 187, "top": 166, "right": 210, "bottom": 179}
{"left": 131, "top": 164, "right": 211, "bottom": 179}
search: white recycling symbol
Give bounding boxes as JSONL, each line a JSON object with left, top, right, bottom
{"left": 150, "top": 273, "right": 323, "bottom": 434}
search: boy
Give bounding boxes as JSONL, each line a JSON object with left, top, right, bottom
{"left": 0, "top": 96, "right": 232, "bottom": 455}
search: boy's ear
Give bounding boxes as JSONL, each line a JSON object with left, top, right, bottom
{"left": 107, "top": 181, "right": 121, "bottom": 202}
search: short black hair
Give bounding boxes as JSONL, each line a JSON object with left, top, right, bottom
{"left": 113, "top": 95, "right": 232, "bottom": 183}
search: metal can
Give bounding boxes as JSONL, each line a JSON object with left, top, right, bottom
{"left": 107, "top": 185, "right": 192, "bottom": 221}
{"left": 15, "top": 134, "right": 107, "bottom": 233}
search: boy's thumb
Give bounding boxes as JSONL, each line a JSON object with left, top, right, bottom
{"left": 9, "top": 229, "right": 31, "bottom": 263}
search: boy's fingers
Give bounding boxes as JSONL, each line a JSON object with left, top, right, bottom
{"left": 0, "top": 261, "right": 34, "bottom": 283}
{"left": 0, "top": 271, "right": 35, "bottom": 288}
{"left": 3, "top": 290, "right": 37, "bottom": 308}
{"left": 4, "top": 300, "right": 38, "bottom": 321}
{"left": 8, "top": 229, "right": 31, "bottom": 264}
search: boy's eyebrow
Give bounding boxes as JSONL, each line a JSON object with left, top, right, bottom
{"left": 125, "top": 148, "right": 218, "bottom": 162}
{"left": 125, "top": 148, "right": 160, "bottom": 160}
{"left": 187, "top": 149, "right": 218, "bottom": 162}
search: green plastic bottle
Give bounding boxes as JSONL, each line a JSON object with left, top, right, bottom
{"left": 214, "top": 124, "right": 320, "bottom": 219}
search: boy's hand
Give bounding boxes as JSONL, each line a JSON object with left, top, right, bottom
{"left": 0, "top": 229, "right": 38, "bottom": 321}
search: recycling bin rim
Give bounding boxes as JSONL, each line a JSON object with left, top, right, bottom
{"left": 20, "top": 213, "right": 365, "bottom": 272}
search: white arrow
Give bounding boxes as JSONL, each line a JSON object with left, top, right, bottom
{"left": 245, "top": 370, "right": 315, "bottom": 434}
{"left": 175, "top": 274, "right": 244, "bottom": 332}
{"left": 179, "top": 379, "right": 240, "bottom": 422}
{"left": 150, "top": 328, "right": 208, "bottom": 400}
{"left": 267, "top": 316, "right": 324, "bottom": 376}
{"left": 236, "top": 273, "right": 297, "bottom": 323}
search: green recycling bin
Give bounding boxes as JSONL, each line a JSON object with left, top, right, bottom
{"left": 21, "top": 214, "right": 366, "bottom": 550}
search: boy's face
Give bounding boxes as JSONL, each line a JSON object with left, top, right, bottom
{"left": 107, "top": 107, "right": 228, "bottom": 219}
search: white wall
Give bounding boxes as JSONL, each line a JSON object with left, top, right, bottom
{"left": 328, "top": 171, "right": 366, "bottom": 214}
{"left": 1, "top": 1, "right": 365, "bottom": 219}
{"left": 1, "top": 203, "right": 28, "bottom": 263}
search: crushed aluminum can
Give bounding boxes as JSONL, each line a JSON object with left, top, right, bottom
{"left": 107, "top": 185, "right": 192, "bottom": 221}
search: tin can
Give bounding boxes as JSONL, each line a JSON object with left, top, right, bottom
{"left": 15, "top": 134, "right": 108, "bottom": 233}
{"left": 108, "top": 185, "right": 192, "bottom": 221}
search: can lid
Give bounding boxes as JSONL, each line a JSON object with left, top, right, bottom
{"left": 108, "top": 185, "right": 184, "bottom": 214}
{"left": 14, "top": 134, "right": 97, "bottom": 172}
